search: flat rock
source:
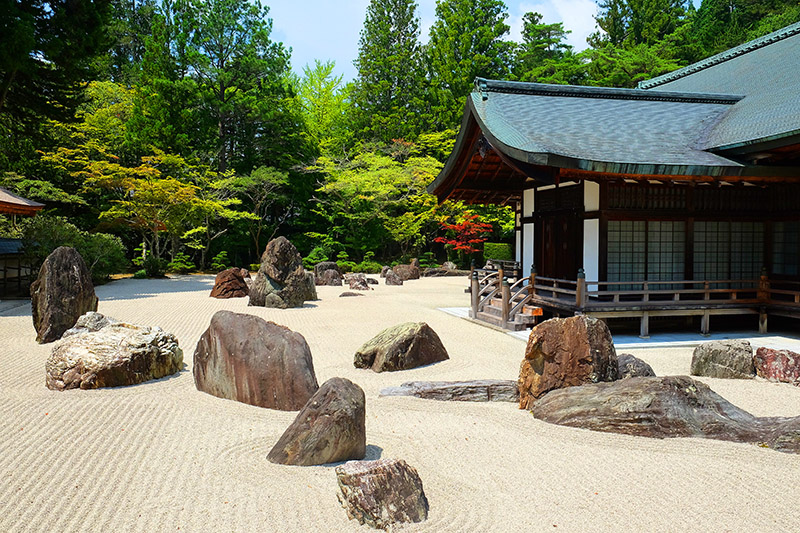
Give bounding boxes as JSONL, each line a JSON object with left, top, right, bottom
{"left": 421, "top": 267, "right": 469, "bottom": 277}
{"left": 31, "top": 246, "right": 98, "bottom": 344}
{"left": 340, "top": 292, "right": 364, "bottom": 297}
{"left": 249, "top": 237, "right": 317, "bottom": 308}
{"left": 392, "top": 264, "right": 420, "bottom": 281}
{"left": 754, "top": 347, "right": 800, "bottom": 385}
{"left": 193, "top": 310, "right": 318, "bottom": 410}
{"left": 384, "top": 269, "right": 403, "bottom": 286}
{"left": 691, "top": 340, "right": 755, "bottom": 379}
{"left": 530, "top": 375, "right": 800, "bottom": 454}
{"left": 268, "top": 377, "right": 366, "bottom": 466}
{"left": 380, "top": 380, "right": 518, "bottom": 402}
{"left": 210, "top": 267, "right": 250, "bottom": 298}
{"left": 518, "top": 315, "right": 617, "bottom": 409}
{"left": 354, "top": 322, "right": 449, "bottom": 373}
{"left": 336, "top": 458, "right": 429, "bottom": 529}
{"left": 617, "top": 353, "right": 656, "bottom": 379}
{"left": 46, "top": 318, "right": 183, "bottom": 390}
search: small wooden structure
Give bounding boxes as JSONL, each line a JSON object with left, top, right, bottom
{"left": 432, "top": 23, "right": 800, "bottom": 334}
{"left": 0, "top": 186, "right": 44, "bottom": 297}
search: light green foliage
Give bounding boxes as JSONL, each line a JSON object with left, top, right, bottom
{"left": 133, "top": 269, "right": 148, "bottom": 279}
{"left": 425, "top": 0, "right": 513, "bottom": 129}
{"left": 167, "top": 252, "right": 196, "bottom": 274}
{"left": 355, "top": 251, "right": 383, "bottom": 273}
{"left": 351, "top": 0, "right": 427, "bottom": 142}
{"left": 302, "top": 247, "right": 329, "bottom": 270}
{"left": 513, "top": 13, "right": 588, "bottom": 85}
{"left": 296, "top": 60, "right": 351, "bottom": 156}
{"left": 335, "top": 251, "right": 357, "bottom": 273}
{"left": 483, "top": 242, "right": 514, "bottom": 261}
{"left": 18, "top": 215, "right": 128, "bottom": 283}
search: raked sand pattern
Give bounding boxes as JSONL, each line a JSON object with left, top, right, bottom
{"left": 2, "top": 275, "right": 800, "bottom": 532}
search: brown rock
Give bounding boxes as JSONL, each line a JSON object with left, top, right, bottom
{"left": 248, "top": 237, "right": 317, "bottom": 308}
{"left": 31, "top": 246, "right": 98, "bottom": 344}
{"left": 410, "top": 258, "right": 420, "bottom": 269}
{"left": 347, "top": 273, "right": 371, "bottom": 291}
{"left": 518, "top": 315, "right": 617, "bottom": 409}
{"left": 530, "top": 375, "right": 800, "bottom": 454}
{"left": 314, "top": 261, "right": 341, "bottom": 278}
{"left": 380, "top": 265, "right": 390, "bottom": 278}
{"left": 193, "top": 310, "right": 318, "bottom": 410}
{"left": 392, "top": 264, "right": 420, "bottom": 281}
{"left": 754, "top": 347, "right": 800, "bottom": 385}
{"left": 316, "top": 269, "right": 343, "bottom": 286}
{"left": 380, "top": 379, "right": 518, "bottom": 402}
{"left": 340, "top": 292, "right": 364, "bottom": 297}
{"left": 691, "top": 340, "right": 755, "bottom": 379}
{"left": 384, "top": 269, "right": 403, "bottom": 286}
{"left": 617, "top": 353, "right": 656, "bottom": 379}
{"left": 210, "top": 267, "right": 250, "bottom": 298}
{"left": 267, "top": 377, "right": 366, "bottom": 465}
{"left": 336, "top": 458, "right": 429, "bottom": 529}
{"left": 46, "top": 316, "right": 183, "bottom": 390}
{"left": 354, "top": 322, "right": 448, "bottom": 373}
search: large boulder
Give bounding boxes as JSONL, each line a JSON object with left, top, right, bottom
{"left": 267, "top": 377, "right": 366, "bottom": 465}
{"left": 346, "top": 273, "right": 371, "bottom": 291}
{"left": 691, "top": 340, "right": 755, "bottom": 379}
{"left": 518, "top": 315, "right": 618, "bottom": 409}
{"left": 754, "top": 347, "right": 800, "bottom": 386}
{"left": 210, "top": 267, "right": 250, "bottom": 298}
{"left": 193, "top": 310, "right": 318, "bottom": 410}
{"left": 384, "top": 269, "right": 403, "bottom": 286}
{"left": 316, "top": 269, "right": 343, "bottom": 286}
{"left": 354, "top": 322, "right": 449, "bottom": 373}
{"left": 249, "top": 237, "right": 317, "bottom": 308}
{"left": 314, "top": 261, "right": 341, "bottom": 278}
{"left": 617, "top": 354, "right": 656, "bottom": 379}
{"left": 530, "top": 375, "right": 800, "bottom": 454}
{"left": 392, "top": 264, "right": 420, "bottom": 281}
{"left": 46, "top": 315, "right": 183, "bottom": 390}
{"left": 62, "top": 311, "right": 115, "bottom": 337}
{"left": 31, "top": 246, "right": 98, "bottom": 344}
{"left": 336, "top": 459, "right": 429, "bottom": 529}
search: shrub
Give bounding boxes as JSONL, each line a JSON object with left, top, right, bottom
{"left": 354, "top": 251, "right": 382, "bottom": 273}
{"left": 19, "top": 215, "right": 128, "bottom": 283}
{"left": 167, "top": 252, "right": 196, "bottom": 274}
{"left": 142, "top": 255, "right": 167, "bottom": 278}
{"left": 210, "top": 251, "right": 229, "bottom": 272}
{"left": 133, "top": 269, "right": 147, "bottom": 279}
{"left": 302, "top": 247, "right": 328, "bottom": 270}
{"left": 483, "top": 242, "right": 514, "bottom": 261}
{"left": 249, "top": 263, "right": 260, "bottom": 272}
{"left": 418, "top": 251, "right": 437, "bottom": 269}
{"left": 335, "top": 251, "right": 357, "bottom": 273}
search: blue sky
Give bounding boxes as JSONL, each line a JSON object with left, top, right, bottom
{"left": 268, "top": 0, "right": 599, "bottom": 81}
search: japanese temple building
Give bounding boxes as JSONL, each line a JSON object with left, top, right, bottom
{"left": 429, "top": 23, "right": 800, "bottom": 334}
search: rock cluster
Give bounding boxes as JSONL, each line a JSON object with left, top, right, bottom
{"left": 210, "top": 267, "right": 251, "bottom": 298}
{"left": 336, "top": 458, "right": 429, "bottom": 529}
{"left": 268, "top": 377, "right": 366, "bottom": 465}
{"left": 690, "top": 340, "right": 755, "bottom": 379}
{"left": 31, "top": 246, "right": 98, "bottom": 344}
{"left": 248, "top": 237, "right": 317, "bottom": 308}
{"left": 518, "top": 315, "right": 617, "bottom": 409}
{"left": 46, "top": 313, "right": 183, "bottom": 390}
{"left": 354, "top": 322, "right": 449, "bottom": 373}
{"left": 193, "top": 310, "right": 318, "bottom": 410}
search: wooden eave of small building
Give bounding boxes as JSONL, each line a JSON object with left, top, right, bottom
{"left": 0, "top": 187, "right": 45, "bottom": 217}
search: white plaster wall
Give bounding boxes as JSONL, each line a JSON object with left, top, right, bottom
{"left": 523, "top": 188, "right": 535, "bottom": 217}
{"left": 516, "top": 230, "right": 521, "bottom": 262}
{"left": 523, "top": 222, "right": 535, "bottom": 275}
{"left": 583, "top": 219, "right": 600, "bottom": 289}
{"left": 584, "top": 181, "right": 600, "bottom": 211}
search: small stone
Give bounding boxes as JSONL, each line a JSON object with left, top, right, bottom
{"left": 210, "top": 267, "right": 250, "bottom": 298}
{"left": 336, "top": 458, "right": 429, "bottom": 529}
{"left": 340, "top": 292, "right": 364, "bottom": 297}
{"left": 617, "top": 353, "right": 656, "bottom": 379}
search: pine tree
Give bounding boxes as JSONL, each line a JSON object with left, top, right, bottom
{"left": 513, "top": 12, "right": 578, "bottom": 83}
{"left": 351, "top": 0, "right": 426, "bottom": 143}
{"left": 425, "top": 0, "right": 513, "bottom": 129}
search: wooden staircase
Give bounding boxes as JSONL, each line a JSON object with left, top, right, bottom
{"left": 476, "top": 297, "right": 542, "bottom": 331}
{"left": 470, "top": 268, "right": 542, "bottom": 331}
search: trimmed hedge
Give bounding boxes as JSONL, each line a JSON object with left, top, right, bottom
{"left": 483, "top": 242, "right": 514, "bottom": 261}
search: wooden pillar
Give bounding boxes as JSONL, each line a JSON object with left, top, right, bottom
{"left": 470, "top": 271, "right": 479, "bottom": 319}
{"left": 501, "top": 277, "right": 510, "bottom": 329}
{"left": 701, "top": 311, "right": 710, "bottom": 335}
{"left": 640, "top": 312, "right": 650, "bottom": 338}
{"left": 759, "top": 307, "right": 768, "bottom": 334}
{"left": 576, "top": 268, "right": 586, "bottom": 310}
{"left": 528, "top": 265, "right": 536, "bottom": 297}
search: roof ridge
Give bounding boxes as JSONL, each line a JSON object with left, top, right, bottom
{"left": 474, "top": 78, "right": 742, "bottom": 105}
{"left": 639, "top": 21, "right": 800, "bottom": 89}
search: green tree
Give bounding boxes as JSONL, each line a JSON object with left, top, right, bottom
{"left": 351, "top": 0, "right": 426, "bottom": 142}
{"left": 0, "top": 0, "right": 111, "bottom": 129}
{"left": 513, "top": 12, "right": 587, "bottom": 84}
{"left": 425, "top": 0, "right": 513, "bottom": 129}
{"left": 296, "top": 60, "right": 351, "bottom": 156}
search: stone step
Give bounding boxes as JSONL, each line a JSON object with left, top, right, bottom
{"left": 521, "top": 305, "right": 543, "bottom": 316}
{"left": 475, "top": 311, "right": 529, "bottom": 331}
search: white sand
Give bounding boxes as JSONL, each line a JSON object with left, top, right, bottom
{"left": 1, "top": 275, "right": 799, "bottom": 532}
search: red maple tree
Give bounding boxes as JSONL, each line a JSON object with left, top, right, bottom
{"left": 434, "top": 214, "right": 493, "bottom": 254}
